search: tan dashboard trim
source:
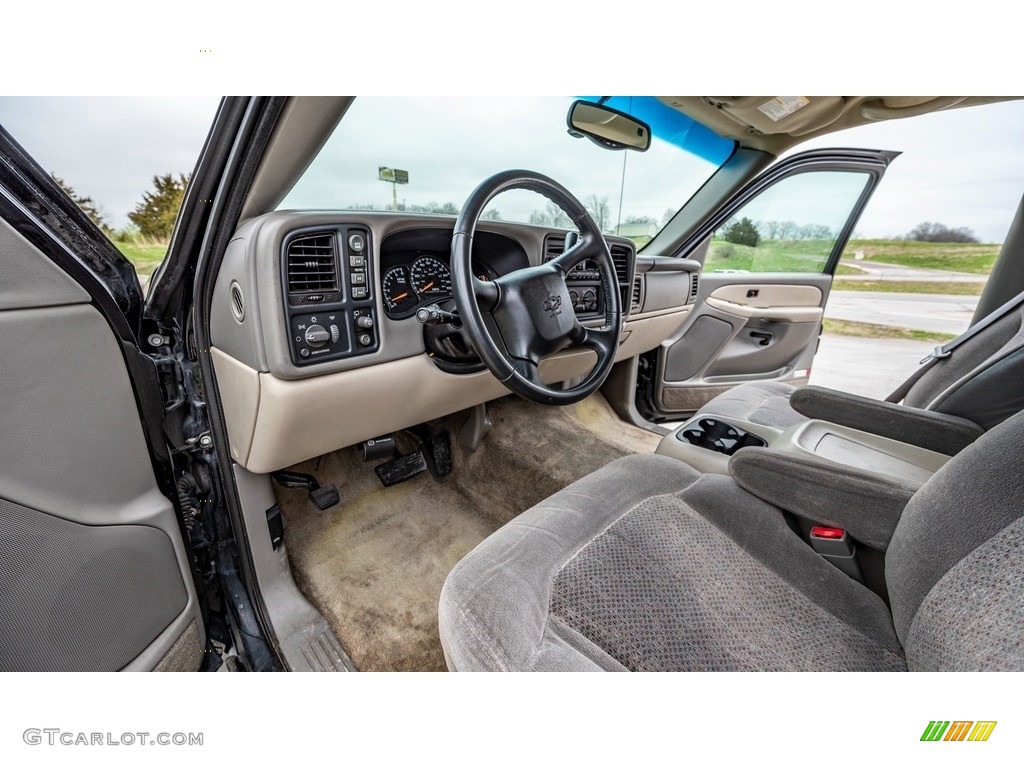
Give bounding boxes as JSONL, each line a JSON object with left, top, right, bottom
{"left": 216, "top": 347, "right": 597, "bottom": 474}
{"left": 617, "top": 308, "right": 690, "bottom": 357}
{"left": 213, "top": 308, "right": 690, "bottom": 474}
{"left": 709, "top": 283, "right": 823, "bottom": 308}
{"left": 705, "top": 297, "right": 824, "bottom": 323}
{"left": 211, "top": 347, "right": 261, "bottom": 466}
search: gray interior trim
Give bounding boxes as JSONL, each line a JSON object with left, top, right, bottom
{"left": 790, "top": 386, "right": 984, "bottom": 456}
{"left": 213, "top": 211, "right": 658, "bottom": 381}
{"left": 232, "top": 464, "right": 354, "bottom": 671}
{"left": 0, "top": 218, "right": 90, "bottom": 310}
{"left": 644, "top": 147, "right": 773, "bottom": 257}
{"left": 1, "top": 293, "right": 202, "bottom": 670}
{"left": 239, "top": 97, "right": 354, "bottom": 222}
{"left": 970, "top": 193, "right": 1024, "bottom": 323}
{"left": 0, "top": 497, "right": 188, "bottom": 671}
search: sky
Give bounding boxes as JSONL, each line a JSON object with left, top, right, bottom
{"left": 1, "top": 96, "right": 1021, "bottom": 243}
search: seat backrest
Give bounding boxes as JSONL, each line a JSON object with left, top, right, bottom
{"left": 886, "top": 407, "right": 1024, "bottom": 670}
{"left": 904, "top": 304, "right": 1024, "bottom": 429}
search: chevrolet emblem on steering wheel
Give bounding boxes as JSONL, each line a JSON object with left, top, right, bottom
{"left": 543, "top": 293, "right": 562, "bottom": 317}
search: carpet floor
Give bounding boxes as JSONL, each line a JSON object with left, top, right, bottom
{"left": 276, "top": 393, "right": 661, "bottom": 671}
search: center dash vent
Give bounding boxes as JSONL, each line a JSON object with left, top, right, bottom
{"left": 689, "top": 273, "right": 700, "bottom": 302}
{"left": 286, "top": 233, "right": 338, "bottom": 293}
{"left": 610, "top": 243, "right": 632, "bottom": 287}
{"left": 544, "top": 234, "right": 566, "bottom": 261}
{"left": 630, "top": 277, "right": 643, "bottom": 313}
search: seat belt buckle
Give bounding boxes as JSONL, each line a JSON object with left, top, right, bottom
{"left": 921, "top": 345, "right": 952, "bottom": 364}
{"left": 809, "top": 527, "right": 864, "bottom": 583}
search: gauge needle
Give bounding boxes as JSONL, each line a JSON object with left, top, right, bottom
{"left": 422, "top": 281, "right": 435, "bottom": 292}
{"left": 392, "top": 292, "right": 409, "bottom": 301}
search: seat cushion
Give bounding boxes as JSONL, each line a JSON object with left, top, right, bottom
{"left": 439, "top": 454, "right": 905, "bottom": 672}
{"left": 700, "top": 380, "right": 803, "bottom": 428}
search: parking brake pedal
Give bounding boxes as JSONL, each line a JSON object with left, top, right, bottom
{"left": 271, "top": 470, "right": 340, "bottom": 511}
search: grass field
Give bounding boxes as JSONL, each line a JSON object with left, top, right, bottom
{"left": 114, "top": 241, "right": 167, "bottom": 279}
{"left": 823, "top": 319, "right": 956, "bottom": 344}
{"left": 705, "top": 237, "right": 1000, "bottom": 276}
{"left": 705, "top": 238, "right": 832, "bottom": 273}
{"left": 840, "top": 239, "right": 999, "bottom": 274}
{"left": 832, "top": 279, "right": 984, "bottom": 296}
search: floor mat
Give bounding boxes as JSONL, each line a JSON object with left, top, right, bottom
{"left": 276, "top": 393, "right": 662, "bottom": 671}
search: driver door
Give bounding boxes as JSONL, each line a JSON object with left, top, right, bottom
{"left": 0, "top": 127, "right": 204, "bottom": 670}
{"left": 645, "top": 149, "right": 897, "bottom": 417}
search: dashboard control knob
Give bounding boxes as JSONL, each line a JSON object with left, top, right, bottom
{"left": 356, "top": 315, "right": 374, "bottom": 330}
{"left": 582, "top": 289, "right": 597, "bottom": 311}
{"left": 329, "top": 324, "right": 341, "bottom": 343}
{"left": 358, "top": 333, "right": 373, "bottom": 347}
{"left": 305, "top": 324, "right": 330, "bottom": 348}
{"left": 348, "top": 232, "right": 366, "bottom": 253}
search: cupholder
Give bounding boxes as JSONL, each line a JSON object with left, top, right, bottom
{"left": 678, "top": 417, "right": 767, "bottom": 456}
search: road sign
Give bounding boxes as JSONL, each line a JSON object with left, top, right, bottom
{"left": 378, "top": 166, "right": 409, "bottom": 184}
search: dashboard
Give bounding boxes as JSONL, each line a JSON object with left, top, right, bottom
{"left": 209, "top": 211, "right": 699, "bottom": 473}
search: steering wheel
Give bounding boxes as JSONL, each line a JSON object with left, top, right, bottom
{"left": 451, "top": 170, "right": 623, "bottom": 406}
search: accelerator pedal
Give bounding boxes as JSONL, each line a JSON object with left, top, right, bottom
{"left": 271, "top": 470, "right": 341, "bottom": 511}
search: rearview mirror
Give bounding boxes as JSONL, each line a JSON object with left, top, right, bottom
{"left": 567, "top": 100, "right": 652, "bottom": 152}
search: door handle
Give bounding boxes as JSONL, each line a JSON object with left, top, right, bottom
{"left": 749, "top": 330, "right": 774, "bottom": 347}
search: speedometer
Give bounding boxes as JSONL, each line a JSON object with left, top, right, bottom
{"left": 382, "top": 266, "right": 419, "bottom": 315}
{"left": 410, "top": 256, "right": 452, "bottom": 301}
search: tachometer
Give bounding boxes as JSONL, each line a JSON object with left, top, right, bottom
{"left": 382, "top": 266, "right": 419, "bottom": 315}
{"left": 410, "top": 256, "right": 452, "bottom": 301}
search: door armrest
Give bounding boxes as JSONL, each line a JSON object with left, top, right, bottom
{"left": 789, "top": 385, "right": 983, "bottom": 456}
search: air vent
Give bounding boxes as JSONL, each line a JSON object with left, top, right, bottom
{"left": 689, "top": 273, "right": 700, "bottom": 301}
{"left": 610, "top": 243, "right": 632, "bottom": 286}
{"left": 229, "top": 281, "right": 245, "bottom": 322}
{"left": 286, "top": 233, "right": 338, "bottom": 293}
{"left": 630, "top": 277, "right": 643, "bottom": 313}
{"left": 544, "top": 234, "right": 566, "bottom": 261}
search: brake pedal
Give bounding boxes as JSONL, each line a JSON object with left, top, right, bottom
{"left": 374, "top": 451, "right": 428, "bottom": 487}
{"left": 271, "top": 470, "right": 341, "bottom": 511}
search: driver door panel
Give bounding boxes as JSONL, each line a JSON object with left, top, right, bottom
{"left": 0, "top": 195, "right": 203, "bottom": 670}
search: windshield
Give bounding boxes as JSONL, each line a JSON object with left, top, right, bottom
{"left": 279, "top": 97, "right": 734, "bottom": 248}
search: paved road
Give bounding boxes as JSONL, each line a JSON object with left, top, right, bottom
{"left": 839, "top": 259, "right": 989, "bottom": 283}
{"left": 809, "top": 334, "right": 935, "bottom": 400}
{"left": 825, "top": 290, "right": 979, "bottom": 335}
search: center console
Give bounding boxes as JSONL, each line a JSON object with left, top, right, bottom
{"left": 657, "top": 411, "right": 951, "bottom": 485}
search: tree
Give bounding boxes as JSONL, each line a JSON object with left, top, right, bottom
{"left": 906, "top": 222, "right": 980, "bottom": 243}
{"left": 128, "top": 173, "right": 189, "bottom": 240}
{"left": 623, "top": 215, "right": 657, "bottom": 226}
{"left": 51, "top": 173, "right": 110, "bottom": 233}
{"left": 585, "top": 194, "right": 611, "bottom": 231}
{"left": 721, "top": 216, "right": 760, "bottom": 247}
{"left": 482, "top": 208, "right": 502, "bottom": 220}
{"left": 529, "top": 201, "right": 572, "bottom": 228}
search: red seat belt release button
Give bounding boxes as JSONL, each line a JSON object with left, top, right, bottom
{"left": 810, "top": 526, "right": 845, "bottom": 539}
